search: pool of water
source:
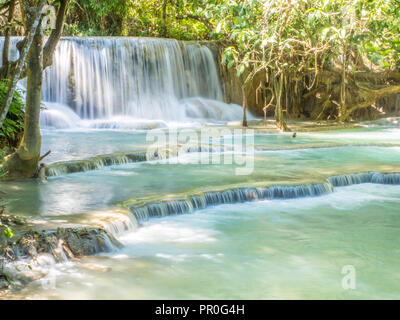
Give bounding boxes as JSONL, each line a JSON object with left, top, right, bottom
{"left": 7, "top": 184, "right": 400, "bottom": 299}
{"left": 1, "top": 119, "right": 400, "bottom": 299}
{"left": 40, "top": 122, "right": 400, "bottom": 163}
{"left": 2, "top": 145, "right": 400, "bottom": 217}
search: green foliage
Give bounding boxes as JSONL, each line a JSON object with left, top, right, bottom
{"left": 1, "top": 226, "right": 13, "bottom": 239}
{"left": 67, "top": 0, "right": 399, "bottom": 73}
{"left": 0, "top": 81, "right": 25, "bottom": 148}
{"left": 64, "top": 0, "right": 222, "bottom": 40}
{"left": 361, "top": 0, "right": 400, "bottom": 68}
{"left": 0, "top": 214, "right": 14, "bottom": 242}
{"left": 65, "top": 0, "right": 130, "bottom": 36}
{"left": 0, "top": 209, "right": 15, "bottom": 244}
{"left": 212, "top": 0, "right": 400, "bottom": 80}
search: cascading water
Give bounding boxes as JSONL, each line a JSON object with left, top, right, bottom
{"left": 129, "top": 183, "right": 335, "bottom": 222}
{"left": 127, "top": 171, "right": 400, "bottom": 223}
{"left": 38, "top": 37, "right": 246, "bottom": 129}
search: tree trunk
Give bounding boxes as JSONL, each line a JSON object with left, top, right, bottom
{"left": 2, "top": 0, "right": 16, "bottom": 69}
{"left": 339, "top": 55, "right": 347, "bottom": 120}
{"left": 161, "top": 0, "right": 168, "bottom": 37}
{"left": 2, "top": 31, "right": 44, "bottom": 179}
{"left": 273, "top": 76, "right": 290, "bottom": 132}
{"left": 242, "top": 86, "right": 248, "bottom": 127}
{"left": 43, "top": 0, "right": 70, "bottom": 70}
{"left": 0, "top": 1, "right": 70, "bottom": 83}
{"left": 339, "top": 84, "right": 400, "bottom": 122}
{"left": 1, "top": 0, "right": 70, "bottom": 179}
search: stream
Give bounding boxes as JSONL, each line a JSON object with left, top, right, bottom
{"left": 0, "top": 37, "right": 399, "bottom": 299}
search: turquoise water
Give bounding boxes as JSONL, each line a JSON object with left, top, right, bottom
{"left": 1, "top": 120, "right": 400, "bottom": 299}
{"left": 41, "top": 125, "right": 400, "bottom": 163}
{"left": 2, "top": 145, "right": 400, "bottom": 216}
{"left": 7, "top": 184, "right": 400, "bottom": 299}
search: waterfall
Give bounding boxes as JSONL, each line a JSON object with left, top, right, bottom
{"left": 328, "top": 172, "right": 400, "bottom": 186}
{"left": 129, "top": 183, "right": 334, "bottom": 222}
{"left": 39, "top": 37, "right": 245, "bottom": 128}
{"left": 45, "top": 142, "right": 233, "bottom": 176}
{"left": 86, "top": 210, "right": 140, "bottom": 237}
{"left": 128, "top": 172, "right": 400, "bottom": 223}
{"left": 0, "top": 37, "right": 246, "bottom": 129}
{"left": 0, "top": 37, "right": 21, "bottom": 63}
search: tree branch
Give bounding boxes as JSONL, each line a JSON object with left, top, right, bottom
{"left": 2, "top": 0, "right": 16, "bottom": 68}
{"left": 39, "top": 150, "right": 51, "bottom": 161}
{"left": 0, "top": 0, "right": 71, "bottom": 80}
{"left": 340, "top": 85, "right": 400, "bottom": 120}
{"left": 43, "top": 0, "right": 70, "bottom": 70}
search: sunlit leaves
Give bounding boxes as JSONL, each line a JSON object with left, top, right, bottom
{"left": 222, "top": 46, "right": 239, "bottom": 68}
{"left": 65, "top": 0, "right": 400, "bottom": 69}
{"left": 211, "top": 0, "right": 399, "bottom": 81}
{"left": 3, "top": 226, "right": 13, "bottom": 239}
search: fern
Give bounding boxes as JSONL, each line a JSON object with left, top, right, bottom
{"left": 0, "top": 81, "right": 25, "bottom": 148}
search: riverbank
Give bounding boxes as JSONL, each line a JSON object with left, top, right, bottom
{"left": 227, "top": 119, "right": 362, "bottom": 132}
{"left": 0, "top": 212, "right": 122, "bottom": 295}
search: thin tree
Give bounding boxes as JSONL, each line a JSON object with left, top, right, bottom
{"left": 2, "top": 0, "right": 70, "bottom": 179}
{"left": 0, "top": 0, "right": 47, "bottom": 129}
{"left": 2, "top": 0, "right": 17, "bottom": 69}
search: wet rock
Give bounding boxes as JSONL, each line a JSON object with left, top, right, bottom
{"left": 0, "top": 213, "right": 27, "bottom": 226}
{"left": 38, "top": 163, "right": 47, "bottom": 181}
{"left": 0, "top": 275, "right": 10, "bottom": 290}
{"left": 56, "top": 227, "right": 122, "bottom": 257}
{"left": 15, "top": 269, "right": 47, "bottom": 285}
{"left": 0, "top": 225, "right": 123, "bottom": 293}
{"left": 4, "top": 227, "right": 122, "bottom": 262}
{"left": 0, "top": 204, "right": 125, "bottom": 295}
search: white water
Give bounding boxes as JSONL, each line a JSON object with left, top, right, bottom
{"left": 0, "top": 37, "right": 247, "bottom": 129}
{"left": 39, "top": 37, "right": 246, "bottom": 128}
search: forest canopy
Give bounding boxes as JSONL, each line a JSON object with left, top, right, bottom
{"left": 63, "top": 0, "right": 400, "bottom": 69}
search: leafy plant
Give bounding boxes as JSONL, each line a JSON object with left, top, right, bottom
{"left": 0, "top": 81, "right": 25, "bottom": 148}
{"left": 0, "top": 225, "right": 13, "bottom": 239}
{"left": 64, "top": 0, "right": 220, "bottom": 40}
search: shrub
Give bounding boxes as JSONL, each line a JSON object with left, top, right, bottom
{"left": 0, "top": 81, "right": 25, "bottom": 148}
